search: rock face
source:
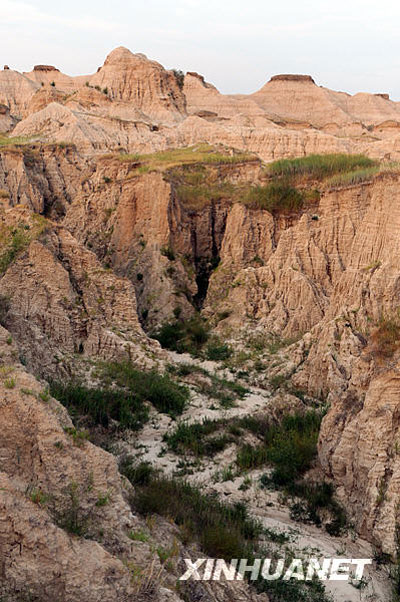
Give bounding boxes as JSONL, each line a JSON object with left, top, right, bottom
{"left": 88, "top": 47, "right": 187, "bottom": 124}
{"left": 0, "top": 325, "right": 138, "bottom": 601}
{"left": 1, "top": 46, "right": 400, "bottom": 160}
{"left": 33, "top": 64, "right": 60, "bottom": 72}
{"left": 0, "top": 69, "right": 39, "bottom": 117}
{"left": 269, "top": 74, "right": 316, "bottom": 83}
{"left": 0, "top": 102, "right": 14, "bottom": 132}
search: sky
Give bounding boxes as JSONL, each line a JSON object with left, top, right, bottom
{"left": 1, "top": 0, "right": 400, "bottom": 99}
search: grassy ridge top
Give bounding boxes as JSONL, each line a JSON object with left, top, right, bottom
{"left": 169, "top": 151, "right": 400, "bottom": 212}
{"left": 118, "top": 143, "right": 257, "bottom": 172}
{"left": 0, "top": 135, "right": 34, "bottom": 148}
{"left": 266, "top": 153, "right": 400, "bottom": 188}
{"left": 266, "top": 153, "right": 377, "bottom": 179}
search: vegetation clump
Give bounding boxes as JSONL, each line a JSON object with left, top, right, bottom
{"left": 205, "top": 337, "right": 233, "bottom": 361}
{"left": 234, "top": 410, "right": 348, "bottom": 536}
{"left": 119, "top": 143, "right": 255, "bottom": 170}
{"left": 0, "top": 135, "right": 33, "bottom": 148}
{"left": 167, "top": 362, "right": 248, "bottom": 407}
{"left": 325, "top": 166, "right": 380, "bottom": 187}
{"left": 152, "top": 315, "right": 210, "bottom": 355}
{"left": 51, "top": 361, "right": 189, "bottom": 429}
{"left": 266, "top": 153, "right": 377, "bottom": 180}
{"left": 99, "top": 361, "right": 189, "bottom": 416}
{"left": 370, "top": 315, "right": 400, "bottom": 358}
{"left": 236, "top": 410, "right": 322, "bottom": 478}
{"left": 50, "top": 382, "right": 149, "bottom": 430}
{"left": 172, "top": 69, "right": 185, "bottom": 90}
{"left": 127, "top": 470, "right": 261, "bottom": 561}
{"left": 164, "top": 419, "right": 233, "bottom": 456}
{"left": 242, "top": 182, "right": 308, "bottom": 213}
{"left": 51, "top": 481, "right": 92, "bottom": 537}
{"left": 0, "top": 216, "right": 48, "bottom": 275}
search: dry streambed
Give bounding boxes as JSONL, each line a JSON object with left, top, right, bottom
{"left": 119, "top": 351, "right": 392, "bottom": 602}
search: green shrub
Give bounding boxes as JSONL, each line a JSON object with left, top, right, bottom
{"left": 205, "top": 337, "right": 233, "bottom": 361}
{"left": 0, "top": 218, "right": 48, "bottom": 275}
{"left": 237, "top": 444, "right": 269, "bottom": 471}
{"left": 119, "top": 459, "right": 156, "bottom": 486}
{"left": 236, "top": 410, "right": 322, "bottom": 480}
{"left": 287, "top": 481, "right": 347, "bottom": 535}
{"left": 164, "top": 419, "right": 233, "bottom": 456}
{"left": 370, "top": 315, "right": 400, "bottom": 358}
{"left": 0, "top": 226, "right": 31, "bottom": 274}
{"left": 50, "top": 383, "right": 149, "bottom": 430}
{"left": 160, "top": 245, "right": 175, "bottom": 261}
{"left": 172, "top": 69, "right": 185, "bottom": 90}
{"left": 264, "top": 411, "right": 322, "bottom": 486}
{"left": 100, "top": 361, "right": 189, "bottom": 416}
{"left": 153, "top": 315, "right": 210, "bottom": 356}
{"left": 51, "top": 481, "right": 90, "bottom": 536}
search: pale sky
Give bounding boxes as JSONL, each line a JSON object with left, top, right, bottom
{"left": 1, "top": 0, "right": 400, "bottom": 99}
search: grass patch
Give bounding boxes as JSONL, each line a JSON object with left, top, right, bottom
{"left": 99, "top": 361, "right": 189, "bottom": 416}
{"left": 237, "top": 444, "right": 269, "bottom": 471}
{"left": 240, "top": 411, "right": 322, "bottom": 483}
{"left": 123, "top": 462, "right": 333, "bottom": 602}
{"left": 127, "top": 471, "right": 261, "bottom": 561}
{"left": 152, "top": 315, "right": 210, "bottom": 356}
{"left": 50, "top": 382, "right": 149, "bottom": 430}
{"left": 325, "top": 166, "right": 380, "bottom": 187}
{"left": 119, "top": 144, "right": 255, "bottom": 171}
{"left": 205, "top": 337, "right": 233, "bottom": 361}
{"left": 175, "top": 181, "right": 236, "bottom": 211}
{"left": 164, "top": 418, "right": 233, "bottom": 456}
{"left": 266, "top": 153, "right": 377, "bottom": 180}
{"left": 0, "top": 135, "right": 34, "bottom": 148}
{"left": 119, "top": 459, "right": 156, "bottom": 486}
{"left": 167, "top": 362, "right": 248, "bottom": 407}
{"left": 243, "top": 183, "right": 308, "bottom": 213}
{"left": 170, "top": 163, "right": 316, "bottom": 214}
{"left": 286, "top": 481, "right": 347, "bottom": 536}
{"left": 51, "top": 363, "right": 189, "bottom": 429}
{"left": 0, "top": 216, "right": 48, "bottom": 275}
{"left": 236, "top": 410, "right": 348, "bottom": 536}
{"left": 370, "top": 315, "right": 400, "bottom": 358}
